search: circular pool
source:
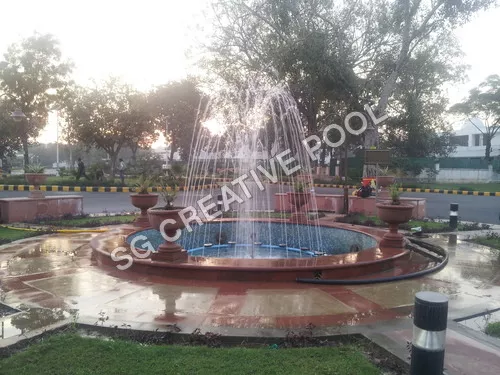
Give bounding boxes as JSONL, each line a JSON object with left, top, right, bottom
{"left": 91, "top": 220, "right": 414, "bottom": 281}
{"left": 127, "top": 221, "right": 378, "bottom": 259}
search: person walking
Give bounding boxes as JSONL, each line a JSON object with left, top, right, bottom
{"left": 118, "top": 158, "right": 126, "bottom": 185}
{"left": 76, "top": 158, "right": 89, "bottom": 181}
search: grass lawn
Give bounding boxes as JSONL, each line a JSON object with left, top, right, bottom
{"left": 337, "top": 213, "right": 489, "bottom": 233}
{"left": 38, "top": 214, "right": 135, "bottom": 228}
{"left": 0, "top": 215, "right": 136, "bottom": 245}
{"left": 0, "top": 227, "right": 48, "bottom": 245}
{"left": 467, "top": 232, "right": 500, "bottom": 250}
{"left": 0, "top": 334, "right": 380, "bottom": 375}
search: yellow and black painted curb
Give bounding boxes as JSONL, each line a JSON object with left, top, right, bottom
{"left": 1, "top": 184, "right": 499, "bottom": 196}
{"left": 0, "top": 184, "right": 213, "bottom": 193}
{"left": 396, "top": 187, "right": 500, "bottom": 197}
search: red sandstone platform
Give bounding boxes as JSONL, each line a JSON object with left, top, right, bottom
{"left": 0, "top": 196, "right": 83, "bottom": 223}
{"left": 2, "top": 230, "right": 499, "bottom": 375}
{"left": 0, "top": 232, "right": 429, "bottom": 334}
{"left": 91, "top": 220, "right": 416, "bottom": 281}
{"left": 275, "top": 193, "right": 426, "bottom": 219}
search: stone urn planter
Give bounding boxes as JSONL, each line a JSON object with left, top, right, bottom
{"left": 287, "top": 192, "right": 311, "bottom": 223}
{"left": 130, "top": 193, "right": 158, "bottom": 228}
{"left": 376, "top": 176, "right": 395, "bottom": 199}
{"left": 147, "top": 207, "right": 188, "bottom": 263}
{"left": 25, "top": 173, "right": 47, "bottom": 198}
{"left": 376, "top": 202, "right": 414, "bottom": 248}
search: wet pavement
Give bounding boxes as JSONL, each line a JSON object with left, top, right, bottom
{"left": 1, "top": 228, "right": 500, "bottom": 373}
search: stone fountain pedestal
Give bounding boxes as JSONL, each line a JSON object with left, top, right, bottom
{"left": 147, "top": 207, "right": 188, "bottom": 263}
{"left": 152, "top": 242, "right": 188, "bottom": 263}
{"left": 287, "top": 192, "right": 311, "bottom": 223}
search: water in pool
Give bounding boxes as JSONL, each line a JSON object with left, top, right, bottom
{"left": 127, "top": 221, "right": 377, "bottom": 259}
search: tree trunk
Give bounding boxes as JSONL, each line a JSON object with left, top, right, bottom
{"left": 109, "top": 153, "right": 118, "bottom": 181}
{"left": 319, "top": 143, "right": 327, "bottom": 167}
{"left": 22, "top": 137, "right": 29, "bottom": 167}
{"left": 485, "top": 135, "right": 492, "bottom": 162}
{"left": 169, "top": 143, "right": 176, "bottom": 162}
{"left": 328, "top": 150, "right": 335, "bottom": 177}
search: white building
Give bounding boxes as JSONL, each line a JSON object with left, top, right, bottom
{"left": 450, "top": 118, "right": 500, "bottom": 158}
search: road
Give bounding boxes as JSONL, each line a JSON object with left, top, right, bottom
{"left": 1, "top": 185, "right": 499, "bottom": 224}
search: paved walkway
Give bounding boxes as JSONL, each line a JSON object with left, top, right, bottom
{"left": 1, "top": 228, "right": 499, "bottom": 373}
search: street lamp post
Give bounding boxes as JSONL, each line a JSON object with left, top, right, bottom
{"left": 56, "top": 111, "right": 59, "bottom": 171}
{"left": 132, "top": 136, "right": 139, "bottom": 164}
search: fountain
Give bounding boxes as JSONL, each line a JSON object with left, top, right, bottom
{"left": 178, "top": 81, "right": 324, "bottom": 249}
{"left": 90, "top": 81, "right": 432, "bottom": 281}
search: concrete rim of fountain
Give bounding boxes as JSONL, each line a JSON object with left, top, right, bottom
{"left": 90, "top": 219, "right": 417, "bottom": 282}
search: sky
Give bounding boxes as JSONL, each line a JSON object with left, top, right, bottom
{"left": 0, "top": 1, "right": 499, "bottom": 144}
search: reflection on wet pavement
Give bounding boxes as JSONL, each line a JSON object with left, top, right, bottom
{"left": 0, "top": 306, "right": 75, "bottom": 339}
{"left": 0, "top": 230, "right": 499, "bottom": 338}
{"left": 240, "top": 289, "right": 356, "bottom": 316}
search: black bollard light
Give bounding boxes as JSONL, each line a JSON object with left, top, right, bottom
{"left": 410, "top": 291, "right": 448, "bottom": 375}
{"left": 449, "top": 203, "right": 458, "bottom": 230}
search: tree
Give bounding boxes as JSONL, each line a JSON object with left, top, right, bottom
{"left": 203, "top": 0, "right": 493, "bottom": 177}
{"left": 203, "top": 0, "right": 368, "bottom": 178}
{"left": 204, "top": 0, "right": 359, "bottom": 138}
{"left": 0, "top": 100, "right": 22, "bottom": 165}
{"left": 380, "top": 40, "right": 462, "bottom": 174}
{"left": 66, "top": 78, "right": 156, "bottom": 178}
{"left": 122, "top": 92, "right": 157, "bottom": 163}
{"left": 0, "top": 33, "right": 73, "bottom": 166}
{"left": 150, "top": 79, "right": 206, "bottom": 161}
{"left": 450, "top": 75, "right": 500, "bottom": 161}
{"left": 362, "top": 0, "right": 495, "bottom": 152}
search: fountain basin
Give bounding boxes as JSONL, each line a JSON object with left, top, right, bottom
{"left": 91, "top": 219, "right": 416, "bottom": 282}
{"left": 127, "top": 221, "right": 377, "bottom": 258}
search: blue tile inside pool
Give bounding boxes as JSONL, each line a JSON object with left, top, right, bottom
{"left": 127, "top": 221, "right": 377, "bottom": 257}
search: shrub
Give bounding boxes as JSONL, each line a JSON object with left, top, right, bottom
{"left": 129, "top": 152, "right": 164, "bottom": 177}
{"left": 485, "top": 321, "right": 500, "bottom": 338}
{"left": 87, "top": 162, "right": 107, "bottom": 181}
{"left": 57, "top": 167, "right": 69, "bottom": 177}
{"left": 24, "top": 164, "right": 45, "bottom": 173}
{"left": 0, "top": 175, "right": 26, "bottom": 185}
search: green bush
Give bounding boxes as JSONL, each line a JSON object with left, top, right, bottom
{"left": 24, "top": 163, "right": 45, "bottom": 173}
{"left": 485, "top": 321, "right": 500, "bottom": 338}
{"left": 0, "top": 175, "right": 26, "bottom": 184}
{"left": 57, "top": 167, "right": 70, "bottom": 177}
{"left": 128, "top": 152, "right": 164, "bottom": 177}
{"left": 86, "top": 162, "right": 107, "bottom": 181}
